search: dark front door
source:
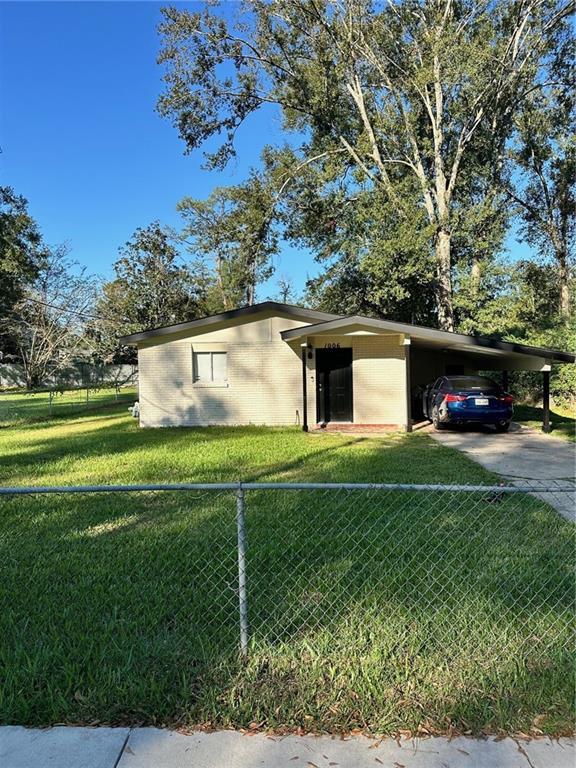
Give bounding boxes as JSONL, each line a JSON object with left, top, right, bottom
{"left": 316, "top": 347, "right": 353, "bottom": 423}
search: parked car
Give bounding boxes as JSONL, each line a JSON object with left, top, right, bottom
{"left": 423, "top": 375, "right": 513, "bottom": 432}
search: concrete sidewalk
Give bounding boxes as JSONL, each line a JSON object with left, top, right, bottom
{"left": 0, "top": 727, "right": 574, "bottom": 768}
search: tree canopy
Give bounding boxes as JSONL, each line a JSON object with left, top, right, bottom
{"left": 157, "top": 0, "right": 572, "bottom": 330}
{"left": 0, "top": 186, "right": 49, "bottom": 355}
{"left": 94, "top": 222, "right": 205, "bottom": 362}
{"left": 0, "top": 3, "right": 573, "bottom": 403}
{"left": 2, "top": 246, "right": 95, "bottom": 388}
{"left": 177, "top": 172, "right": 278, "bottom": 311}
{"left": 508, "top": 25, "right": 575, "bottom": 319}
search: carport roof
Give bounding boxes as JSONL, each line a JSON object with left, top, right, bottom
{"left": 280, "top": 315, "right": 575, "bottom": 364}
{"left": 119, "top": 300, "right": 574, "bottom": 365}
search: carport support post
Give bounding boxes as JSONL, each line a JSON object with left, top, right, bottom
{"left": 301, "top": 345, "right": 308, "bottom": 432}
{"left": 403, "top": 337, "right": 412, "bottom": 432}
{"left": 542, "top": 370, "right": 551, "bottom": 433}
{"left": 235, "top": 484, "right": 249, "bottom": 656}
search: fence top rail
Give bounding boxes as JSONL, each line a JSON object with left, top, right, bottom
{"left": 0, "top": 383, "right": 136, "bottom": 396}
{"left": 0, "top": 481, "right": 572, "bottom": 496}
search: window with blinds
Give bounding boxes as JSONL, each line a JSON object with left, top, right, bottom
{"left": 193, "top": 351, "right": 228, "bottom": 383}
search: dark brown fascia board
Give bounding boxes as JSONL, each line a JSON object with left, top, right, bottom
{"left": 119, "top": 301, "right": 342, "bottom": 345}
{"left": 280, "top": 315, "right": 576, "bottom": 363}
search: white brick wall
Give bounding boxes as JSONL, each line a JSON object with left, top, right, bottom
{"left": 303, "top": 334, "right": 406, "bottom": 425}
{"left": 138, "top": 316, "right": 308, "bottom": 427}
{"left": 137, "top": 314, "right": 407, "bottom": 428}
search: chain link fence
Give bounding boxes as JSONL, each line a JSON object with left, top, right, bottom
{"left": 0, "top": 385, "right": 137, "bottom": 426}
{"left": 244, "top": 483, "right": 574, "bottom": 663}
{"left": 0, "top": 480, "right": 573, "bottom": 728}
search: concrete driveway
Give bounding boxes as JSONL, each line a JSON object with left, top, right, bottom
{"left": 429, "top": 422, "right": 575, "bottom": 521}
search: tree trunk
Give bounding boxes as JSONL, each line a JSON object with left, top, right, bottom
{"left": 215, "top": 254, "right": 227, "bottom": 310}
{"left": 558, "top": 248, "right": 570, "bottom": 319}
{"left": 21, "top": 350, "right": 34, "bottom": 390}
{"left": 26, "top": 370, "right": 40, "bottom": 390}
{"left": 246, "top": 267, "right": 255, "bottom": 306}
{"left": 246, "top": 252, "right": 257, "bottom": 306}
{"left": 471, "top": 257, "right": 481, "bottom": 295}
{"left": 435, "top": 227, "right": 454, "bottom": 331}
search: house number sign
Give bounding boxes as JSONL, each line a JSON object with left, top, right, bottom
{"left": 324, "top": 343, "right": 341, "bottom": 348}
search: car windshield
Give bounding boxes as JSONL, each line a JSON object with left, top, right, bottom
{"left": 447, "top": 377, "right": 499, "bottom": 390}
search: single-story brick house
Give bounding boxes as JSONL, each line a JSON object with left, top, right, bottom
{"left": 120, "top": 301, "right": 574, "bottom": 431}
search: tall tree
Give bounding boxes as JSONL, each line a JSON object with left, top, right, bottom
{"left": 157, "top": 0, "right": 570, "bottom": 330}
{"left": 2, "top": 247, "right": 95, "bottom": 389}
{"left": 508, "top": 27, "right": 574, "bottom": 319}
{"left": 453, "top": 255, "right": 571, "bottom": 343}
{"left": 268, "top": 149, "right": 437, "bottom": 321}
{"left": 95, "top": 222, "right": 204, "bottom": 361}
{"left": 274, "top": 274, "right": 299, "bottom": 304}
{"left": 178, "top": 173, "right": 277, "bottom": 310}
{"left": 0, "top": 187, "right": 48, "bottom": 354}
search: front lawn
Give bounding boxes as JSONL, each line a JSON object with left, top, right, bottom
{"left": 0, "top": 386, "right": 137, "bottom": 427}
{"left": 0, "top": 406, "right": 573, "bottom": 736}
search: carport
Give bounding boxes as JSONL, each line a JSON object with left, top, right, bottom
{"left": 400, "top": 323, "right": 574, "bottom": 433}
{"left": 281, "top": 314, "right": 574, "bottom": 433}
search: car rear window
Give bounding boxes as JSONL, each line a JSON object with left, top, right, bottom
{"left": 447, "top": 377, "right": 499, "bottom": 390}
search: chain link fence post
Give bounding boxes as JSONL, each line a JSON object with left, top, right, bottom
{"left": 235, "top": 482, "right": 249, "bottom": 656}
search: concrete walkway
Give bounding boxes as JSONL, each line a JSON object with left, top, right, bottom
{"left": 0, "top": 727, "right": 574, "bottom": 768}
{"left": 429, "top": 422, "right": 575, "bottom": 521}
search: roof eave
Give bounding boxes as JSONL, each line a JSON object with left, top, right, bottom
{"left": 119, "top": 301, "right": 341, "bottom": 345}
{"left": 280, "top": 316, "right": 575, "bottom": 363}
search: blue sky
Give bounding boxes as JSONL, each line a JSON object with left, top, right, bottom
{"left": 0, "top": 0, "right": 312, "bottom": 296}
{"left": 1, "top": 1, "right": 529, "bottom": 299}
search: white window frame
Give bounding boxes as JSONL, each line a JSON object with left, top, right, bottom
{"left": 192, "top": 349, "right": 229, "bottom": 388}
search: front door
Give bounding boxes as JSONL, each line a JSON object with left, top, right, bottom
{"left": 316, "top": 347, "right": 353, "bottom": 423}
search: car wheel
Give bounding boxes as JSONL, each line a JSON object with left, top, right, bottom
{"left": 494, "top": 420, "right": 510, "bottom": 433}
{"left": 432, "top": 407, "right": 445, "bottom": 431}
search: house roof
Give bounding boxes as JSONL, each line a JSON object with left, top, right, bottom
{"left": 280, "top": 315, "right": 575, "bottom": 364}
{"left": 118, "top": 301, "right": 340, "bottom": 345}
{"left": 120, "top": 301, "right": 575, "bottom": 364}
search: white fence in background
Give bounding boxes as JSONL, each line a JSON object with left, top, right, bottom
{"left": 0, "top": 363, "right": 137, "bottom": 390}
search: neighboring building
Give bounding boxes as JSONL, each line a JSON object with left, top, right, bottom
{"left": 120, "top": 301, "right": 574, "bottom": 431}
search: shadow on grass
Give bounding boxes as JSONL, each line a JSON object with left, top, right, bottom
{"left": 0, "top": 478, "right": 573, "bottom": 733}
{"left": 0, "top": 413, "right": 498, "bottom": 487}
{"left": 0, "top": 394, "right": 136, "bottom": 429}
{"left": 0, "top": 415, "right": 271, "bottom": 482}
{"left": 514, "top": 404, "right": 575, "bottom": 440}
{"left": 0, "top": 413, "right": 571, "bottom": 731}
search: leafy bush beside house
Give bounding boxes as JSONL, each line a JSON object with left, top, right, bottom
{"left": 505, "top": 326, "right": 576, "bottom": 409}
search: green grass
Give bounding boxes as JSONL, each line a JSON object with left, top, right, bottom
{"left": 514, "top": 404, "right": 575, "bottom": 443}
{"left": 0, "top": 387, "right": 137, "bottom": 427}
{"left": 0, "top": 405, "right": 573, "bottom": 736}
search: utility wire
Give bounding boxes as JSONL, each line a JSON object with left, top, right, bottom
{"left": 18, "top": 296, "right": 108, "bottom": 322}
